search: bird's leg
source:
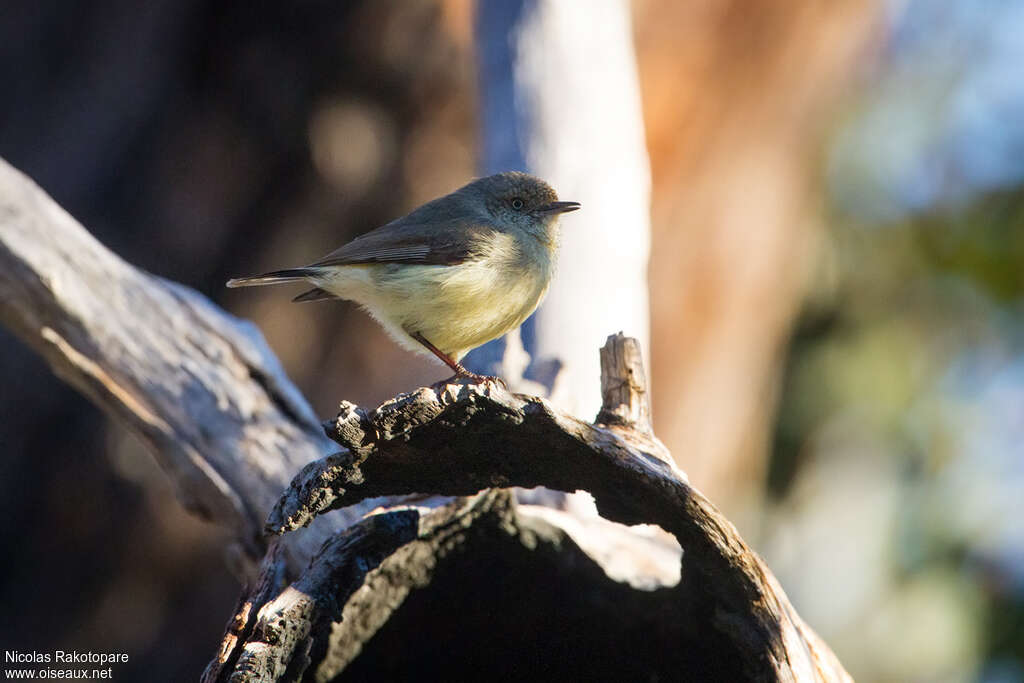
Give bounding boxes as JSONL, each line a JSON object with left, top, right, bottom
{"left": 410, "top": 332, "right": 464, "bottom": 375}
{"left": 411, "top": 332, "right": 506, "bottom": 388}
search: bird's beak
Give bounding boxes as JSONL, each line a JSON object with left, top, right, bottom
{"left": 537, "top": 201, "right": 581, "bottom": 215}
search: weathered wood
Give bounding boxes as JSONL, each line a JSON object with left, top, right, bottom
{"left": 203, "top": 541, "right": 291, "bottom": 683}
{"left": 269, "top": 379, "right": 849, "bottom": 682}
{"left": 221, "top": 509, "right": 420, "bottom": 683}
{"left": 597, "top": 333, "right": 653, "bottom": 431}
{"left": 0, "top": 157, "right": 367, "bottom": 569}
{"left": 326, "top": 490, "right": 692, "bottom": 681}
{"left": 595, "top": 332, "right": 675, "bottom": 471}
{"left": 303, "top": 492, "right": 512, "bottom": 681}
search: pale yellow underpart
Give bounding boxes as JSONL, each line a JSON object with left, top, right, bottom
{"left": 313, "top": 231, "right": 552, "bottom": 362}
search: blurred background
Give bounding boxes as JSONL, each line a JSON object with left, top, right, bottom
{"left": 0, "top": 0, "right": 1021, "bottom": 681}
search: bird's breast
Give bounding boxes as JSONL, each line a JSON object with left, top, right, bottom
{"left": 396, "top": 231, "right": 553, "bottom": 355}
{"left": 434, "top": 230, "right": 552, "bottom": 323}
{"left": 315, "top": 231, "right": 555, "bottom": 359}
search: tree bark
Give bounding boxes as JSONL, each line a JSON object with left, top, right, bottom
{"left": 258, "top": 337, "right": 848, "bottom": 682}
{"left": 0, "top": 157, "right": 374, "bottom": 573}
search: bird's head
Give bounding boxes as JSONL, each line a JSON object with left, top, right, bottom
{"left": 467, "top": 172, "right": 580, "bottom": 246}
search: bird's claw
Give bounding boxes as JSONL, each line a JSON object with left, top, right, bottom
{"left": 440, "top": 371, "right": 509, "bottom": 391}
{"left": 482, "top": 375, "right": 510, "bottom": 391}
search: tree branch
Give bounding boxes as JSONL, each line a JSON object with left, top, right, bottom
{"left": 267, "top": 335, "right": 850, "bottom": 682}
{"left": 0, "top": 157, "right": 364, "bottom": 569}
{"left": 210, "top": 509, "right": 420, "bottom": 682}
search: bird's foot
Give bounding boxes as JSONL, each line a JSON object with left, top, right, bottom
{"left": 440, "top": 370, "right": 509, "bottom": 391}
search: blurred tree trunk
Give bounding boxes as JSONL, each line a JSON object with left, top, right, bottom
{"left": 472, "top": 0, "right": 652, "bottom": 421}
{"left": 634, "top": 0, "right": 881, "bottom": 523}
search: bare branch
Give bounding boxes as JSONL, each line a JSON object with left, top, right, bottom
{"left": 268, "top": 377, "right": 850, "bottom": 681}
{"left": 0, "top": 157, "right": 358, "bottom": 567}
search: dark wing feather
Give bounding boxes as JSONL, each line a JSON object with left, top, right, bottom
{"left": 309, "top": 203, "right": 494, "bottom": 268}
{"left": 292, "top": 287, "right": 337, "bottom": 303}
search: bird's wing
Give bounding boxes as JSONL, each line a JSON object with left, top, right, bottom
{"left": 308, "top": 210, "right": 495, "bottom": 268}
{"left": 292, "top": 287, "right": 337, "bottom": 303}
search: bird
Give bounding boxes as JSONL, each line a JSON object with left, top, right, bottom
{"left": 226, "top": 172, "right": 580, "bottom": 383}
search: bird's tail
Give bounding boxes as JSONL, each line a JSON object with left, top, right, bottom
{"left": 225, "top": 268, "right": 315, "bottom": 288}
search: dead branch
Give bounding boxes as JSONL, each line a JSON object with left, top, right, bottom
{"left": 258, "top": 335, "right": 850, "bottom": 682}
{"left": 0, "top": 157, "right": 369, "bottom": 571}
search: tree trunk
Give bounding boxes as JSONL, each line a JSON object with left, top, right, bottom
{"left": 636, "top": 0, "right": 880, "bottom": 519}
{"left": 472, "top": 0, "right": 652, "bottom": 421}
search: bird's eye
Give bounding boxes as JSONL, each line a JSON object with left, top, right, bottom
{"left": 510, "top": 197, "right": 524, "bottom": 210}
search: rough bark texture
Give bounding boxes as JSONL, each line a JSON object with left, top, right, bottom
{"left": 261, "top": 344, "right": 849, "bottom": 681}
{"left": 215, "top": 510, "right": 420, "bottom": 682}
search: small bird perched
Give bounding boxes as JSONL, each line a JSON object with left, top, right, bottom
{"left": 227, "top": 172, "right": 580, "bottom": 382}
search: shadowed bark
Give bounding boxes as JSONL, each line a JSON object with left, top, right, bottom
{"left": 260, "top": 339, "right": 849, "bottom": 681}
